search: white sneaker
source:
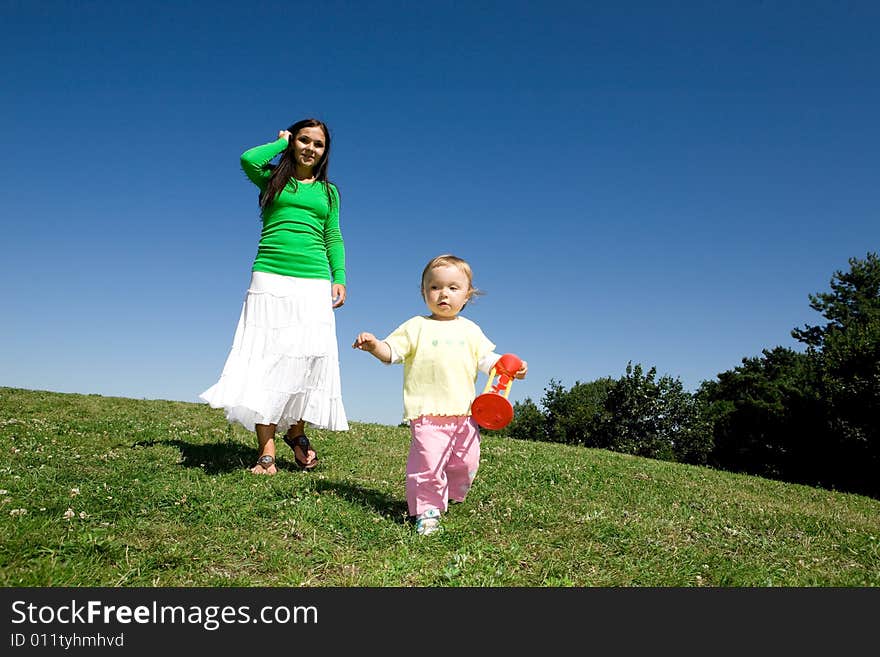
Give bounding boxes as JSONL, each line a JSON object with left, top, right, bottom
{"left": 415, "top": 508, "right": 442, "bottom": 536}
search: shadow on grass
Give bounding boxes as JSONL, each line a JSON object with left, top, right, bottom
{"left": 133, "top": 438, "right": 300, "bottom": 475}
{"left": 132, "top": 439, "right": 410, "bottom": 520}
{"left": 313, "top": 479, "right": 409, "bottom": 523}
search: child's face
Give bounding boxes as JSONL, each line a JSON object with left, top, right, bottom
{"left": 423, "top": 264, "right": 470, "bottom": 321}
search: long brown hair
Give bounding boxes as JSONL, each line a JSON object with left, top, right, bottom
{"left": 259, "top": 118, "right": 336, "bottom": 213}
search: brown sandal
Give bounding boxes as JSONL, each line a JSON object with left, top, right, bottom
{"left": 284, "top": 434, "right": 318, "bottom": 470}
{"left": 251, "top": 454, "right": 276, "bottom": 474}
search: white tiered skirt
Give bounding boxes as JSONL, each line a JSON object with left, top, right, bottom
{"left": 200, "top": 271, "right": 349, "bottom": 433}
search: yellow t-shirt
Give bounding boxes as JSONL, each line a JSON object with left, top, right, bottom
{"left": 384, "top": 315, "right": 497, "bottom": 421}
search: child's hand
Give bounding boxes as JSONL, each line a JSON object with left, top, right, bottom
{"left": 278, "top": 130, "right": 293, "bottom": 141}
{"left": 515, "top": 360, "right": 528, "bottom": 379}
{"left": 353, "top": 332, "right": 393, "bottom": 364}
{"left": 352, "top": 332, "right": 378, "bottom": 351}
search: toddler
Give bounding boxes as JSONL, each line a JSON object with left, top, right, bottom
{"left": 353, "top": 254, "right": 527, "bottom": 535}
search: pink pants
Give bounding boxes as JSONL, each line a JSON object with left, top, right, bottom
{"left": 406, "top": 415, "right": 481, "bottom": 517}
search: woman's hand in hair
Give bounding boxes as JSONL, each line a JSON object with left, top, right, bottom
{"left": 278, "top": 130, "right": 292, "bottom": 142}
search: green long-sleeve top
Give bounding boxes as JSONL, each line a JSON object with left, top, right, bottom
{"left": 241, "top": 138, "right": 346, "bottom": 285}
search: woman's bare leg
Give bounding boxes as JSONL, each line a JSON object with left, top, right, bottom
{"left": 251, "top": 423, "right": 277, "bottom": 474}
{"left": 285, "top": 420, "right": 316, "bottom": 466}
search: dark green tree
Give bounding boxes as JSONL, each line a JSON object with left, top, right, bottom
{"left": 503, "top": 397, "right": 547, "bottom": 441}
{"left": 791, "top": 252, "right": 880, "bottom": 494}
{"left": 699, "top": 346, "right": 823, "bottom": 482}
{"left": 593, "top": 363, "right": 713, "bottom": 463}
{"left": 540, "top": 377, "right": 614, "bottom": 445}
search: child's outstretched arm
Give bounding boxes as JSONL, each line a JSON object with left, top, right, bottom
{"left": 352, "top": 332, "right": 392, "bottom": 364}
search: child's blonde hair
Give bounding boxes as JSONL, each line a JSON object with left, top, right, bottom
{"left": 420, "top": 254, "right": 483, "bottom": 306}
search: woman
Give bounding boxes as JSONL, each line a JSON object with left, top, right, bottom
{"left": 201, "top": 118, "right": 348, "bottom": 474}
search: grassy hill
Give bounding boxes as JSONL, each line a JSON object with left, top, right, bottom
{"left": 1, "top": 386, "right": 877, "bottom": 586}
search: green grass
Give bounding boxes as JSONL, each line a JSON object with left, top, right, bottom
{"left": 1, "top": 386, "right": 878, "bottom": 586}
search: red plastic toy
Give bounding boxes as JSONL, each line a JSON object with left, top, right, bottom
{"left": 471, "top": 353, "right": 523, "bottom": 430}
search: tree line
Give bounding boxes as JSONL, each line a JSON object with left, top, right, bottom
{"left": 498, "top": 252, "right": 880, "bottom": 499}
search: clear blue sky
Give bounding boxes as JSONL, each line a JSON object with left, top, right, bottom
{"left": 3, "top": 1, "right": 878, "bottom": 427}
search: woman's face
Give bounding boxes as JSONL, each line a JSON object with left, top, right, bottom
{"left": 292, "top": 126, "right": 326, "bottom": 175}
